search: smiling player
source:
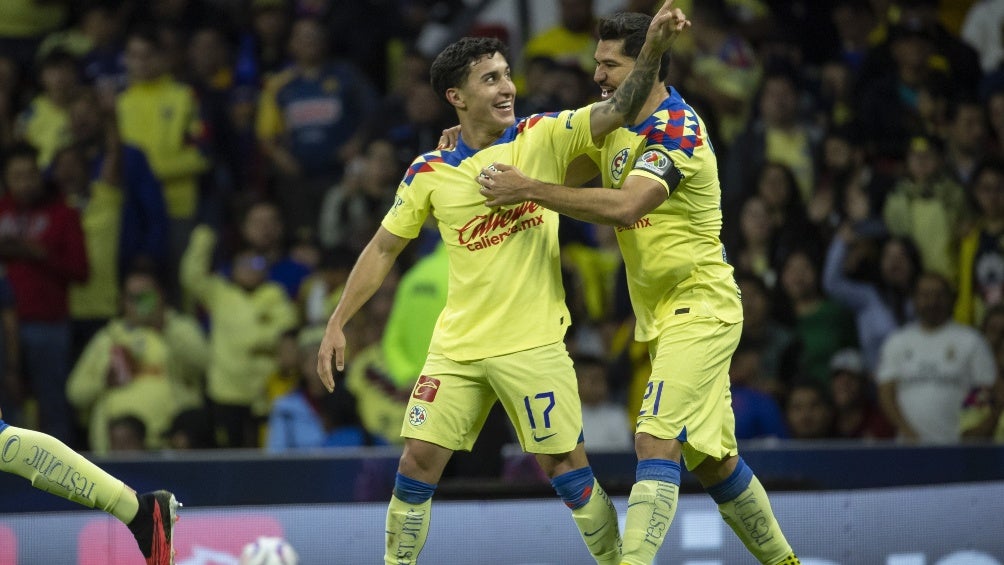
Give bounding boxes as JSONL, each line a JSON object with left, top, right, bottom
{"left": 476, "top": 10, "right": 800, "bottom": 565}
{"left": 316, "top": 3, "right": 690, "bottom": 563}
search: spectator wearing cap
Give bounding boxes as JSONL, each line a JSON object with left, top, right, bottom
{"left": 828, "top": 348, "right": 895, "bottom": 439}
{"left": 883, "top": 135, "right": 970, "bottom": 279}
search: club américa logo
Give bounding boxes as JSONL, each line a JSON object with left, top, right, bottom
{"left": 408, "top": 405, "right": 429, "bottom": 427}
{"left": 611, "top": 148, "right": 630, "bottom": 182}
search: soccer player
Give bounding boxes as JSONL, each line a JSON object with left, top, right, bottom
{"left": 315, "top": 3, "right": 689, "bottom": 564}
{"left": 476, "top": 11, "right": 801, "bottom": 565}
{"left": 0, "top": 405, "right": 179, "bottom": 564}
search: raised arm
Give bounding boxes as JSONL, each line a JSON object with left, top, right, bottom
{"left": 588, "top": 0, "right": 689, "bottom": 141}
{"left": 316, "top": 226, "right": 409, "bottom": 392}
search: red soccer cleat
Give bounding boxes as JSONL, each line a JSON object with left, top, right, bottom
{"left": 128, "top": 490, "right": 181, "bottom": 565}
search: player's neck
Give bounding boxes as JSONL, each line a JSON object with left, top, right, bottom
{"left": 459, "top": 119, "right": 506, "bottom": 150}
{"left": 631, "top": 85, "right": 671, "bottom": 125}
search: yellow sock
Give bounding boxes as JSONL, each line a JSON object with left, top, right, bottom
{"left": 717, "top": 475, "right": 795, "bottom": 564}
{"left": 570, "top": 479, "right": 621, "bottom": 564}
{"left": 0, "top": 423, "right": 138, "bottom": 523}
{"left": 620, "top": 480, "right": 678, "bottom": 565}
{"left": 384, "top": 494, "right": 432, "bottom": 565}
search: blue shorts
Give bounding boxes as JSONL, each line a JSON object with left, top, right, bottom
{"left": 0, "top": 420, "right": 7, "bottom": 434}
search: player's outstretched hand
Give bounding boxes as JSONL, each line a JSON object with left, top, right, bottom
{"left": 648, "top": 0, "right": 691, "bottom": 53}
{"left": 316, "top": 324, "right": 347, "bottom": 393}
{"left": 477, "top": 162, "right": 534, "bottom": 207}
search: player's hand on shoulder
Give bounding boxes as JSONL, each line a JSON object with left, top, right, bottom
{"left": 437, "top": 125, "right": 462, "bottom": 150}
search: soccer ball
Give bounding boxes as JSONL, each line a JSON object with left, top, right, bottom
{"left": 239, "top": 536, "right": 300, "bottom": 565}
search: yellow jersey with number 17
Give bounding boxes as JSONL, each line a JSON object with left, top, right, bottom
{"left": 382, "top": 107, "right": 598, "bottom": 362}
{"left": 591, "top": 87, "right": 742, "bottom": 342}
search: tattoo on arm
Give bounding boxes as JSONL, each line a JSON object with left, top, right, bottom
{"left": 595, "top": 47, "right": 661, "bottom": 124}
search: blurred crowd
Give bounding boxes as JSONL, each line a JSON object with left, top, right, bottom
{"left": 0, "top": 0, "right": 1003, "bottom": 474}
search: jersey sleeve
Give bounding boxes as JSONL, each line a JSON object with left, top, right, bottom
{"left": 528, "top": 105, "right": 599, "bottom": 168}
{"left": 380, "top": 157, "right": 433, "bottom": 240}
{"left": 626, "top": 110, "right": 709, "bottom": 196}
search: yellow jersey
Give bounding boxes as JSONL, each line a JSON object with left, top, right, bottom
{"left": 589, "top": 87, "right": 742, "bottom": 342}
{"left": 382, "top": 107, "right": 598, "bottom": 361}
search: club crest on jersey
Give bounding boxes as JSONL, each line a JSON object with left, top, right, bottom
{"left": 611, "top": 148, "right": 630, "bottom": 182}
{"left": 408, "top": 405, "right": 429, "bottom": 427}
{"left": 412, "top": 375, "right": 441, "bottom": 402}
{"left": 636, "top": 149, "right": 671, "bottom": 176}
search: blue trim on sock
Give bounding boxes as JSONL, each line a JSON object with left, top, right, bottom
{"left": 551, "top": 466, "right": 595, "bottom": 510}
{"left": 0, "top": 420, "right": 7, "bottom": 434}
{"left": 393, "top": 473, "right": 437, "bottom": 504}
{"left": 706, "top": 457, "right": 754, "bottom": 504}
{"left": 636, "top": 459, "right": 681, "bottom": 484}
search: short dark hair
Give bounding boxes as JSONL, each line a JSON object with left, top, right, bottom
{"left": 430, "top": 36, "right": 509, "bottom": 101}
{"left": 2, "top": 143, "right": 39, "bottom": 173}
{"left": 37, "top": 48, "right": 78, "bottom": 73}
{"left": 598, "top": 12, "right": 670, "bottom": 82}
{"left": 108, "top": 414, "right": 147, "bottom": 441}
{"left": 971, "top": 157, "right": 1004, "bottom": 190}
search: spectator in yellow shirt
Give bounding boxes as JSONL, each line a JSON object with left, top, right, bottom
{"left": 117, "top": 28, "right": 209, "bottom": 302}
{"left": 181, "top": 225, "right": 299, "bottom": 447}
{"left": 66, "top": 268, "right": 208, "bottom": 453}
{"left": 16, "top": 49, "right": 80, "bottom": 167}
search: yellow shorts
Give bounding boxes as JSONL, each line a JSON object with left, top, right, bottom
{"left": 401, "top": 342, "right": 583, "bottom": 454}
{"left": 635, "top": 315, "right": 742, "bottom": 471}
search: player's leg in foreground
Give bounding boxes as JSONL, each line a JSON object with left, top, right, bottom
{"left": 693, "top": 453, "right": 799, "bottom": 565}
{"left": 384, "top": 437, "right": 452, "bottom": 565}
{"left": 0, "top": 407, "right": 180, "bottom": 564}
{"left": 496, "top": 344, "right": 621, "bottom": 564}
{"left": 537, "top": 442, "right": 622, "bottom": 564}
{"left": 620, "top": 320, "right": 798, "bottom": 565}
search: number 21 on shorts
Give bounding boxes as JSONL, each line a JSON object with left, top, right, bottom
{"left": 639, "top": 381, "right": 664, "bottom": 416}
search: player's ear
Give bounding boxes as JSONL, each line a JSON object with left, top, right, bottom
{"left": 445, "top": 87, "right": 464, "bottom": 109}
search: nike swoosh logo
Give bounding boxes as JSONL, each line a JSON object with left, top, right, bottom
{"left": 532, "top": 432, "right": 557, "bottom": 442}
{"left": 583, "top": 523, "right": 607, "bottom": 537}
